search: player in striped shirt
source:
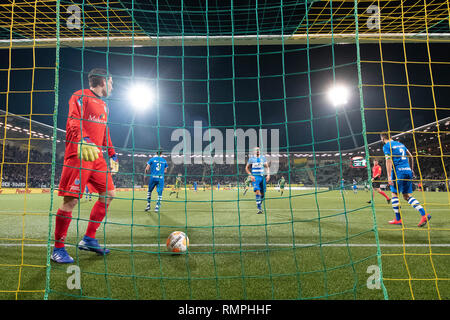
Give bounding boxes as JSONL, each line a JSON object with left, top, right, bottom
{"left": 367, "top": 159, "right": 391, "bottom": 204}
{"left": 381, "top": 133, "right": 431, "bottom": 227}
{"left": 245, "top": 147, "right": 270, "bottom": 214}
{"left": 352, "top": 179, "right": 358, "bottom": 194}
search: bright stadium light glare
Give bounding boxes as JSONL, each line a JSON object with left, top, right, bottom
{"left": 128, "top": 83, "right": 154, "bottom": 110}
{"left": 328, "top": 84, "right": 349, "bottom": 107}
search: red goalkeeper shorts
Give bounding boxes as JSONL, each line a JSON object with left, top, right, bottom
{"left": 58, "top": 156, "right": 115, "bottom": 198}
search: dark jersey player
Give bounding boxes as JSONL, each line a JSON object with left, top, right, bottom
{"left": 51, "top": 68, "right": 119, "bottom": 264}
{"left": 367, "top": 159, "right": 391, "bottom": 204}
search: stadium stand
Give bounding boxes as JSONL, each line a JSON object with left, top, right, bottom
{"left": 1, "top": 110, "right": 449, "bottom": 192}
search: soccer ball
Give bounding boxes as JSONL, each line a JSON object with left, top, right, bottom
{"left": 166, "top": 231, "right": 189, "bottom": 253}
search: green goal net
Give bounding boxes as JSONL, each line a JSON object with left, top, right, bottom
{"left": 2, "top": 0, "right": 450, "bottom": 300}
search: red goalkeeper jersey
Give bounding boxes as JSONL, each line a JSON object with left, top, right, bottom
{"left": 64, "top": 89, "right": 116, "bottom": 160}
{"left": 372, "top": 164, "right": 382, "bottom": 179}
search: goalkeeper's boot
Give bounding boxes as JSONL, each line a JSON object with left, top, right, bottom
{"left": 257, "top": 209, "right": 263, "bottom": 214}
{"left": 387, "top": 198, "right": 391, "bottom": 204}
{"left": 155, "top": 205, "right": 160, "bottom": 213}
{"left": 388, "top": 218, "right": 402, "bottom": 225}
{"left": 51, "top": 247, "right": 74, "bottom": 264}
{"left": 418, "top": 214, "right": 431, "bottom": 228}
{"left": 78, "top": 235, "right": 110, "bottom": 255}
{"left": 144, "top": 203, "right": 151, "bottom": 212}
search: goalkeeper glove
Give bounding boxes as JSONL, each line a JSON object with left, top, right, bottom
{"left": 78, "top": 137, "right": 99, "bottom": 162}
{"left": 110, "top": 153, "right": 119, "bottom": 175}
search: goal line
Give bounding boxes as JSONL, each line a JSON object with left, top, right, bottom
{"left": 1, "top": 243, "right": 450, "bottom": 248}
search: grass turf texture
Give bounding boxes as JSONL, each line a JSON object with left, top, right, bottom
{"left": 1, "top": 189, "right": 449, "bottom": 300}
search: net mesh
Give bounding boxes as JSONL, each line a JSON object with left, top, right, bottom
{"left": 1, "top": 0, "right": 449, "bottom": 300}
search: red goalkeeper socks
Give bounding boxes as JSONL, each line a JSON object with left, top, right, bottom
{"left": 54, "top": 209, "right": 73, "bottom": 248}
{"left": 85, "top": 201, "right": 109, "bottom": 239}
{"left": 378, "top": 190, "right": 390, "bottom": 200}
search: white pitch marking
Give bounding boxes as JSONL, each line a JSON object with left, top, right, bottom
{"left": 1, "top": 243, "right": 450, "bottom": 248}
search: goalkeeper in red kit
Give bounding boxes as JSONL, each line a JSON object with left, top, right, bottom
{"left": 51, "top": 68, "right": 119, "bottom": 264}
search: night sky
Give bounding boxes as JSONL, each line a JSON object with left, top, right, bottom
{"left": 1, "top": 41, "right": 449, "bottom": 154}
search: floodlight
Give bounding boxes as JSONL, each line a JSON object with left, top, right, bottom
{"left": 328, "top": 84, "right": 349, "bottom": 107}
{"left": 128, "top": 83, "right": 154, "bottom": 110}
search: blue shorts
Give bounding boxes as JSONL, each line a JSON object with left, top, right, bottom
{"left": 390, "top": 170, "right": 413, "bottom": 194}
{"left": 148, "top": 177, "right": 164, "bottom": 195}
{"left": 252, "top": 175, "right": 266, "bottom": 193}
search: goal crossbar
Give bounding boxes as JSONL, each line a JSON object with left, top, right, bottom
{"left": 1, "top": 33, "right": 450, "bottom": 48}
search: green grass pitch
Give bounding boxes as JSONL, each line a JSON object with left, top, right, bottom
{"left": 1, "top": 188, "right": 449, "bottom": 300}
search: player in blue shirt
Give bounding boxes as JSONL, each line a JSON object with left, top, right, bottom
{"left": 193, "top": 181, "right": 198, "bottom": 192}
{"left": 381, "top": 133, "right": 431, "bottom": 227}
{"left": 245, "top": 147, "right": 270, "bottom": 214}
{"left": 144, "top": 149, "right": 168, "bottom": 213}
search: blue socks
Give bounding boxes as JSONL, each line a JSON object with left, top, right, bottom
{"left": 147, "top": 189, "right": 151, "bottom": 205}
{"left": 408, "top": 197, "right": 426, "bottom": 216}
{"left": 157, "top": 195, "right": 162, "bottom": 208}
{"left": 392, "top": 196, "right": 426, "bottom": 221}
{"left": 256, "top": 194, "right": 262, "bottom": 210}
{"left": 391, "top": 197, "right": 401, "bottom": 221}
